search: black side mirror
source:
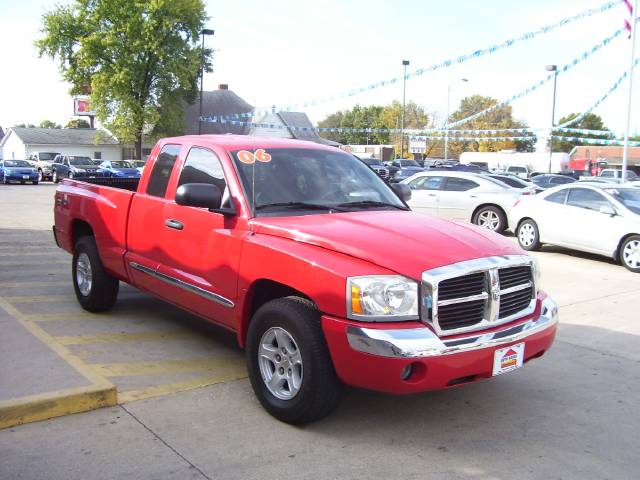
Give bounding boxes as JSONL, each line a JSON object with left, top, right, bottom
{"left": 391, "top": 183, "right": 412, "bottom": 202}
{"left": 175, "top": 183, "right": 222, "bottom": 210}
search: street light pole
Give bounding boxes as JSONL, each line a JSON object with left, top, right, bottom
{"left": 198, "top": 28, "right": 215, "bottom": 135}
{"left": 546, "top": 64, "right": 558, "bottom": 173}
{"left": 444, "top": 78, "right": 468, "bottom": 161}
{"left": 400, "top": 60, "right": 410, "bottom": 158}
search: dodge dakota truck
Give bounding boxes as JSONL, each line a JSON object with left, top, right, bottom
{"left": 53, "top": 135, "right": 558, "bottom": 424}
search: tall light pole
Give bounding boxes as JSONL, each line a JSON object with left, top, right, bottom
{"left": 546, "top": 64, "right": 558, "bottom": 173}
{"left": 198, "top": 28, "right": 215, "bottom": 135}
{"left": 444, "top": 78, "right": 468, "bottom": 161}
{"left": 400, "top": 60, "right": 410, "bottom": 158}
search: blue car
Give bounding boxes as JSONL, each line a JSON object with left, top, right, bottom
{"left": 98, "top": 160, "right": 141, "bottom": 178}
{"left": 1, "top": 159, "right": 39, "bottom": 185}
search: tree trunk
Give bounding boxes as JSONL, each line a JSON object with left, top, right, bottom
{"left": 135, "top": 134, "right": 142, "bottom": 160}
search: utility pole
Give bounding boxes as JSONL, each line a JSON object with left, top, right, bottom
{"left": 546, "top": 65, "right": 558, "bottom": 173}
{"left": 400, "top": 60, "right": 410, "bottom": 158}
{"left": 198, "top": 28, "right": 215, "bottom": 135}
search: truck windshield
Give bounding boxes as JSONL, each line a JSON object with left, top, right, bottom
{"left": 231, "top": 148, "right": 407, "bottom": 216}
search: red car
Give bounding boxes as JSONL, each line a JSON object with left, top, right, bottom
{"left": 53, "top": 135, "right": 558, "bottom": 424}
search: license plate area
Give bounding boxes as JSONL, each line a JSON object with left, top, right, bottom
{"left": 492, "top": 342, "right": 525, "bottom": 376}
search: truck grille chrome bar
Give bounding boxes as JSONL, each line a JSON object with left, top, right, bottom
{"left": 421, "top": 255, "right": 536, "bottom": 336}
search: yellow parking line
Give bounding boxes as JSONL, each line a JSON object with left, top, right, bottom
{"left": 24, "top": 310, "right": 148, "bottom": 322}
{"left": 1, "top": 280, "right": 69, "bottom": 288}
{"left": 54, "top": 330, "right": 198, "bottom": 345}
{"left": 4, "top": 295, "right": 71, "bottom": 304}
{"left": 118, "top": 370, "right": 247, "bottom": 403}
{"left": 92, "top": 356, "right": 245, "bottom": 377}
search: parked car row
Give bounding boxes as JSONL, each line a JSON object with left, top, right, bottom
{"left": 0, "top": 159, "right": 39, "bottom": 184}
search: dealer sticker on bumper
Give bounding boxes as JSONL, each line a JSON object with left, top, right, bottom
{"left": 492, "top": 343, "right": 525, "bottom": 376}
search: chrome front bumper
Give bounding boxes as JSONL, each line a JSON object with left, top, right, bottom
{"left": 347, "top": 295, "right": 558, "bottom": 358}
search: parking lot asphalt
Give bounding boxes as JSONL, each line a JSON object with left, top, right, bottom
{"left": 1, "top": 182, "right": 639, "bottom": 479}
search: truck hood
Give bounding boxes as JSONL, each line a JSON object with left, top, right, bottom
{"left": 251, "top": 210, "right": 523, "bottom": 279}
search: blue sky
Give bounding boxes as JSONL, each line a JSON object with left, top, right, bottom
{"left": 1, "top": 0, "right": 638, "bottom": 136}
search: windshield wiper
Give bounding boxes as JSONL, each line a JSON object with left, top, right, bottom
{"left": 336, "top": 200, "right": 409, "bottom": 210}
{"left": 255, "top": 202, "right": 348, "bottom": 212}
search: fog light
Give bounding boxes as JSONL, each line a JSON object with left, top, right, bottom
{"left": 400, "top": 363, "right": 413, "bottom": 380}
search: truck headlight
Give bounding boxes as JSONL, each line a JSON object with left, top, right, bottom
{"left": 347, "top": 275, "right": 419, "bottom": 321}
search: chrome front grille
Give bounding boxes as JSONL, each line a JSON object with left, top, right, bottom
{"left": 421, "top": 256, "right": 536, "bottom": 336}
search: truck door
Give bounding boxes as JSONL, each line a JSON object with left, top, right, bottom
{"left": 155, "top": 146, "right": 243, "bottom": 329}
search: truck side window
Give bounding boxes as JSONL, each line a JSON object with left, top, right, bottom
{"left": 146, "top": 144, "right": 181, "bottom": 198}
{"left": 177, "top": 147, "right": 229, "bottom": 206}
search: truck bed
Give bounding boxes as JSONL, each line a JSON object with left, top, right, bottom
{"left": 76, "top": 177, "right": 140, "bottom": 192}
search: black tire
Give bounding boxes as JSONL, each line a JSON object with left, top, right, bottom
{"left": 72, "top": 236, "right": 119, "bottom": 312}
{"left": 517, "top": 219, "right": 541, "bottom": 251}
{"left": 619, "top": 235, "right": 640, "bottom": 273}
{"left": 472, "top": 205, "right": 507, "bottom": 234}
{"left": 246, "top": 296, "right": 343, "bottom": 424}
{"left": 32, "top": 181, "right": 39, "bottom": 185}
{"left": 37, "top": 170, "right": 43, "bottom": 182}
{"left": 52, "top": 170, "right": 59, "bottom": 183}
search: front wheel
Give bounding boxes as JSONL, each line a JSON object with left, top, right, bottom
{"left": 246, "top": 297, "right": 343, "bottom": 424}
{"left": 620, "top": 235, "right": 640, "bottom": 273}
{"left": 32, "top": 181, "right": 39, "bottom": 185}
{"left": 52, "top": 170, "right": 59, "bottom": 183}
{"left": 517, "top": 219, "right": 541, "bottom": 251}
{"left": 472, "top": 206, "right": 507, "bottom": 234}
{"left": 72, "top": 236, "right": 119, "bottom": 312}
{"left": 37, "top": 170, "right": 43, "bottom": 182}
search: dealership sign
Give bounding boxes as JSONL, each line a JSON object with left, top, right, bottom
{"left": 73, "top": 96, "right": 96, "bottom": 116}
{"left": 408, "top": 135, "right": 427, "bottom": 153}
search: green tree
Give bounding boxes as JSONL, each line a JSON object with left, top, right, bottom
{"left": 37, "top": 0, "right": 211, "bottom": 159}
{"left": 14, "top": 123, "right": 37, "bottom": 128}
{"left": 66, "top": 118, "right": 91, "bottom": 129}
{"left": 447, "top": 95, "right": 536, "bottom": 158}
{"left": 39, "top": 120, "right": 62, "bottom": 129}
{"left": 551, "top": 113, "right": 610, "bottom": 153}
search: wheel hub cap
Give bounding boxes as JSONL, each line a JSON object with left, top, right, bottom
{"left": 478, "top": 211, "right": 499, "bottom": 230}
{"left": 519, "top": 224, "right": 535, "bottom": 246}
{"left": 623, "top": 240, "right": 640, "bottom": 269}
{"left": 258, "top": 327, "right": 303, "bottom": 400}
{"left": 76, "top": 252, "right": 93, "bottom": 296}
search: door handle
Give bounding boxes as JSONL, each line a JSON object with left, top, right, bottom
{"left": 165, "top": 219, "right": 184, "bottom": 230}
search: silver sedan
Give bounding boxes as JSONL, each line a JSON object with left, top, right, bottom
{"left": 401, "top": 171, "right": 525, "bottom": 233}
{"left": 510, "top": 182, "right": 640, "bottom": 272}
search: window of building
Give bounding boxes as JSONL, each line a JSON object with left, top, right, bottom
{"left": 94, "top": 152, "right": 102, "bottom": 160}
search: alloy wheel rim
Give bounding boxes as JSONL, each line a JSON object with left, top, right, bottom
{"left": 53, "top": 171, "right": 57, "bottom": 182}
{"left": 478, "top": 210, "right": 500, "bottom": 230}
{"left": 519, "top": 224, "right": 535, "bottom": 247}
{"left": 623, "top": 240, "right": 640, "bottom": 269}
{"left": 76, "top": 252, "right": 93, "bottom": 296}
{"left": 258, "top": 327, "right": 303, "bottom": 400}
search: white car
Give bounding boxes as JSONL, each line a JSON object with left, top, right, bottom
{"left": 401, "top": 171, "right": 525, "bottom": 233}
{"left": 510, "top": 182, "right": 640, "bottom": 272}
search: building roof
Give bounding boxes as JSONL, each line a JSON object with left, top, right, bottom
{"left": 277, "top": 112, "right": 341, "bottom": 147}
{"left": 183, "top": 88, "right": 254, "bottom": 135}
{"left": 571, "top": 145, "right": 640, "bottom": 161}
{"left": 4, "top": 127, "right": 119, "bottom": 146}
{"left": 0, "top": 127, "right": 5, "bottom": 143}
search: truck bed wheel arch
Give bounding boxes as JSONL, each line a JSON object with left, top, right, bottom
{"left": 72, "top": 219, "right": 94, "bottom": 246}
{"left": 240, "top": 279, "right": 315, "bottom": 347}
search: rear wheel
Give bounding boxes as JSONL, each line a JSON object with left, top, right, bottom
{"left": 72, "top": 236, "right": 119, "bottom": 312}
{"left": 472, "top": 206, "right": 507, "bottom": 234}
{"left": 620, "top": 235, "right": 640, "bottom": 273}
{"left": 246, "top": 297, "right": 342, "bottom": 424}
{"left": 517, "top": 219, "right": 541, "bottom": 251}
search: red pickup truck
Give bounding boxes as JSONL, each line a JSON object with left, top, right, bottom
{"left": 53, "top": 135, "right": 558, "bottom": 424}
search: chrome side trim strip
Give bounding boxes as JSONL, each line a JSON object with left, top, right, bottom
{"left": 346, "top": 295, "right": 558, "bottom": 359}
{"left": 129, "top": 262, "right": 234, "bottom": 308}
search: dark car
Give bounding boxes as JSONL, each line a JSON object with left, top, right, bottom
{"left": 358, "top": 157, "right": 391, "bottom": 181}
{"left": 487, "top": 173, "right": 542, "bottom": 193}
{"left": 0, "top": 159, "right": 39, "bottom": 185}
{"left": 51, "top": 155, "right": 104, "bottom": 183}
{"left": 98, "top": 160, "right": 141, "bottom": 178}
{"left": 530, "top": 174, "right": 576, "bottom": 189}
{"left": 388, "top": 159, "right": 424, "bottom": 182}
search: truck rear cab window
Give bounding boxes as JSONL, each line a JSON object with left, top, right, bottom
{"left": 177, "top": 147, "right": 230, "bottom": 207}
{"left": 146, "top": 144, "right": 181, "bottom": 197}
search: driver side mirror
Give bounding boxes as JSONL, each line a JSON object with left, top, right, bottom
{"left": 176, "top": 183, "right": 222, "bottom": 210}
{"left": 599, "top": 205, "right": 617, "bottom": 216}
{"left": 391, "top": 183, "right": 412, "bottom": 202}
